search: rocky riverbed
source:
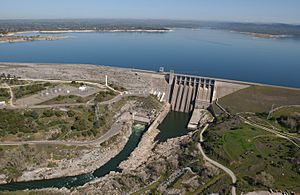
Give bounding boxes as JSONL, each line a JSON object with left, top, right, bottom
{"left": 18, "top": 122, "right": 132, "bottom": 183}
{"left": 0, "top": 121, "right": 132, "bottom": 184}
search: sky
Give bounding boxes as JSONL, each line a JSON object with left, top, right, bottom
{"left": 1, "top": 0, "right": 300, "bottom": 24}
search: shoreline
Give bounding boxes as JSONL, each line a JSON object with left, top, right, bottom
{"left": 1, "top": 62, "right": 298, "bottom": 91}
{"left": 233, "top": 30, "right": 293, "bottom": 39}
{"left": 0, "top": 28, "right": 171, "bottom": 36}
{"left": 0, "top": 35, "right": 74, "bottom": 44}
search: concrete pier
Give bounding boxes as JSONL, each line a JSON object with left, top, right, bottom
{"left": 175, "top": 77, "right": 184, "bottom": 111}
{"left": 184, "top": 78, "right": 193, "bottom": 112}
{"left": 190, "top": 81, "right": 197, "bottom": 112}
{"left": 179, "top": 78, "right": 188, "bottom": 112}
{"left": 171, "top": 77, "right": 179, "bottom": 111}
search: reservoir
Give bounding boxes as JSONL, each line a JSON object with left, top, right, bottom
{"left": 0, "top": 29, "right": 300, "bottom": 88}
{"left": 0, "top": 112, "right": 191, "bottom": 191}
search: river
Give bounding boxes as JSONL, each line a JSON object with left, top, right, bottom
{"left": 0, "top": 123, "right": 146, "bottom": 191}
{"left": 0, "top": 112, "right": 191, "bottom": 191}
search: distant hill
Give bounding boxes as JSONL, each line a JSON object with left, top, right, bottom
{"left": 0, "top": 19, "right": 300, "bottom": 37}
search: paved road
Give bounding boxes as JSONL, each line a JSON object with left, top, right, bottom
{"left": 199, "top": 124, "right": 237, "bottom": 195}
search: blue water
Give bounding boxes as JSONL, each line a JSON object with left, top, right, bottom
{"left": 0, "top": 29, "right": 299, "bottom": 88}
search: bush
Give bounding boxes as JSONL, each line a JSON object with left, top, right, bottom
{"left": 43, "top": 109, "right": 54, "bottom": 117}
{"left": 55, "top": 111, "right": 63, "bottom": 117}
{"left": 14, "top": 83, "right": 47, "bottom": 98}
{"left": 67, "top": 110, "right": 76, "bottom": 117}
{"left": 24, "top": 110, "right": 39, "bottom": 119}
{"left": 0, "top": 110, "right": 32, "bottom": 135}
{"left": 255, "top": 171, "right": 274, "bottom": 187}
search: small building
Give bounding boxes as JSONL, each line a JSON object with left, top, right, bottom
{"left": 159, "top": 66, "right": 164, "bottom": 73}
{"left": 79, "top": 86, "right": 87, "bottom": 91}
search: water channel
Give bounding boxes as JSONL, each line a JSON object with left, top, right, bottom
{"left": 0, "top": 112, "right": 191, "bottom": 191}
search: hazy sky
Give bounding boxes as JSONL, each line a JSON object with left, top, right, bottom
{"left": 1, "top": 0, "right": 300, "bottom": 24}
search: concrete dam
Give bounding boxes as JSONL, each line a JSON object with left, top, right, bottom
{"left": 151, "top": 71, "right": 250, "bottom": 130}
{"left": 148, "top": 70, "right": 250, "bottom": 116}
{"left": 167, "top": 72, "right": 215, "bottom": 113}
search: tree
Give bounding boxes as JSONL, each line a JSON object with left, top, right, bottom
{"left": 43, "top": 110, "right": 54, "bottom": 117}
{"left": 67, "top": 110, "right": 76, "bottom": 117}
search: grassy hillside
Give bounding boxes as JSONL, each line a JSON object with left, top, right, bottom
{"left": 217, "top": 86, "right": 300, "bottom": 114}
{"left": 204, "top": 117, "right": 300, "bottom": 193}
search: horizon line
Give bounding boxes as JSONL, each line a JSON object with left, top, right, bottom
{"left": 0, "top": 18, "right": 299, "bottom": 25}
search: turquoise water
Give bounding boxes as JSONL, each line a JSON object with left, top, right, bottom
{"left": 0, "top": 123, "right": 146, "bottom": 191}
{"left": 0, "top": 29, "right": 299, "bottom": 88}
{"left": 0, "top": 112, "right": 192, "bottom": 191}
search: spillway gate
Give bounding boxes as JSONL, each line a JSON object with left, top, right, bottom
{"left": 167, "top": 72, "right": 215, "bottom": 113}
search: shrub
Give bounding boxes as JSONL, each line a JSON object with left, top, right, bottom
{"left": 67, "top": 110, "right": 76, "bottom": 117}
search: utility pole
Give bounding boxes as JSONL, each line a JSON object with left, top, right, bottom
{"left": 267, "top": 104, "right": 274, "bottom": 120}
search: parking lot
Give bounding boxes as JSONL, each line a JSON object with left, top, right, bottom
{"left": 15, "top": 84, "right": 101, "bottom": 107}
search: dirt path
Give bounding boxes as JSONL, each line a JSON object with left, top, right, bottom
{"left": 1, "top": 83, "right": 15, "bottom": 107}
{"left": 216, "top": 100, "right": 300, "bottom": 148}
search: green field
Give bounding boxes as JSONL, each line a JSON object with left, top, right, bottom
{"left": 204, "top": 119, "right": 300, "bottom": 192}
{"left": 273, "top": 107, "right": 300, "bottom": 118}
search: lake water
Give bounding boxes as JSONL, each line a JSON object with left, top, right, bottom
{"left": 0, "top": 29, "right": 299, "bottom": 88}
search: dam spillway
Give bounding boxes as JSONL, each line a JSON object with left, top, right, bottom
{"left": 165, "top": 71, "right": 249, "bottom": 129}
{"left": 168, "top": 72, "right": 215, "bottom": 113}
